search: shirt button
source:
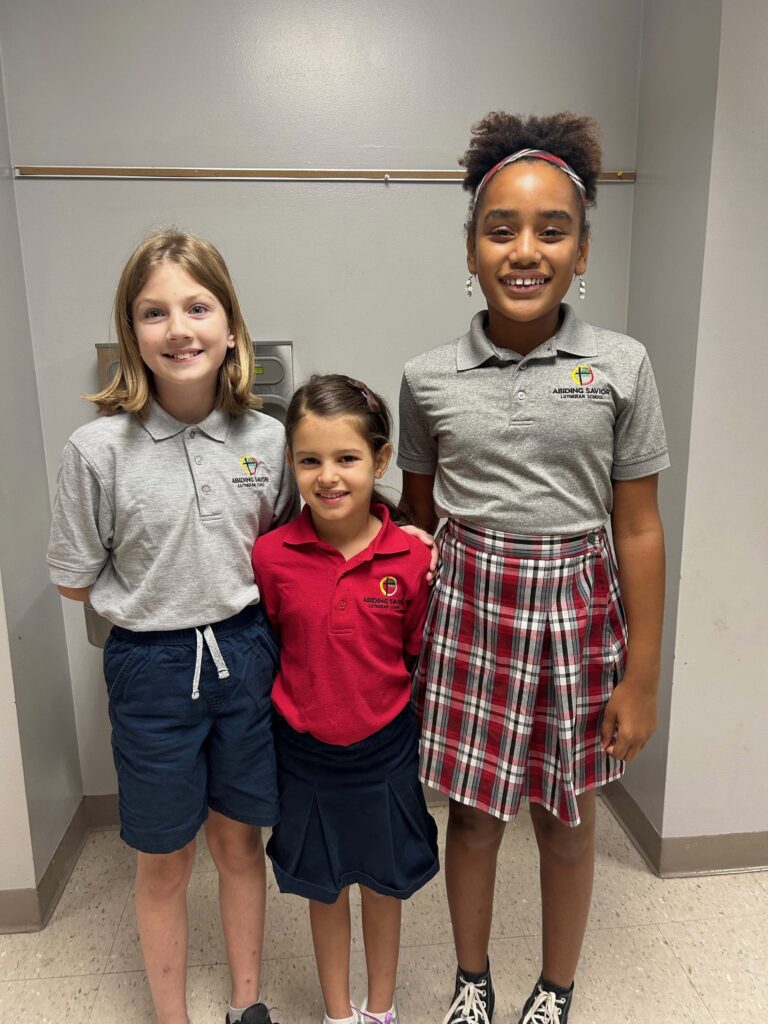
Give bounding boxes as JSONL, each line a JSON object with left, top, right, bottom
{"left": 338, "top": 600, "right": 347, "bottom": 610}
{"left": 194, "top": 456, "right": 203, "bottom": 465}
{"left": 517, "top": 390, "right": 527, "bottom": 400}
{"left": 188, "top": 430, "right": 197, "bottom": 439}
{"left": 518, "top": 363, "right": 527, "bottom": 371}
{"left": 202, "top": 484, "right": 211, "bottom": 494}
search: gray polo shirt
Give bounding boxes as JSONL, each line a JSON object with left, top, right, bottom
{"left": 398, "top": 305, "right": 669, "bottom": 535}
{"left": 47, "top": 401, "right": 299, "bottom": 630}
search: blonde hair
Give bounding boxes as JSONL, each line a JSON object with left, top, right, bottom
{"left": 88, "top": 229, "right": 261, "bottom": 416}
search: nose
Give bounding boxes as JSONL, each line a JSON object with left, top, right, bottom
{"left": 511, "top": 228, "right": 540, "bottom": 266}
{"left": 317, "top": 460, "right": 339, "bottom": 486}
{"left": 166, "top": 308, "right": 192, "bottom": 339}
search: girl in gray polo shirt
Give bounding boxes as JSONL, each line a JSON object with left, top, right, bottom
{"left": 398, "top": 113, "right": 669, "bottom": 1024}
{"left": 48, "top": 231, "right": 300, "bottom": 1024}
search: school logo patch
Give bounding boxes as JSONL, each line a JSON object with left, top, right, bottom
{"left": 552, "top": 365, "right": 610, "bottom": 402}
{"left": 379, "top": 575, "right": 398, "bottom": 597}
{"left": 231, "top": 456, "right": 269, "bottom": 489}
{"left": 571, "top": 364, "right": 594, "bottom": 387}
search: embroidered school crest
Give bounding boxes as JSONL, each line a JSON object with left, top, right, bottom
{"left": 379, "top": 575, "right": 398, "bottom": 597}
{"left": 240, "top": 455, "right": 259, "bottom": 476}
{"left": 571, "top": 364, "right": 595, "bottom": 387}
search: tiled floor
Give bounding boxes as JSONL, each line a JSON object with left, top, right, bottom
{"left": 1, "top": 797, "right": 766, "bottom": 1023}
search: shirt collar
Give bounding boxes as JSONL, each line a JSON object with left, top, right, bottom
{"left": 456, "top": 304, "right": 597, "bottom": 370}
{"left": 282, "top": 503, "right": 410, "bottom": 556}
{"left": 140, "top": 399, "right": 231, "bottom": 442}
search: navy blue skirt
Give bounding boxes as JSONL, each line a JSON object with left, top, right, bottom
{"left": 266, "top": 706, "right": 439, "bottom": 904}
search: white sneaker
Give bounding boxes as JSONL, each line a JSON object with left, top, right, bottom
{"left": 353, "top": 995, "right": 399, "bottom": 1024}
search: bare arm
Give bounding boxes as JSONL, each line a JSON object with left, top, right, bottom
{"left": 601, "top": 474, "right": 665, "bottom": 762}
{"left": 57, "top": 585, "right": 92, "bottom": 603}
{"left": 401, "top": 471, "right": 439, "bottom": 534}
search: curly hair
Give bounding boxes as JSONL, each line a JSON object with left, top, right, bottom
{"left": 460, "top": 111, "right": 602, "bottom": 237}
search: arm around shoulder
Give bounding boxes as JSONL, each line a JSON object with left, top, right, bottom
{"left": 401, "top": 471, "right": 438, "bottom": 534}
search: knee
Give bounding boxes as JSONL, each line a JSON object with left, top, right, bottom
{"left": 530, "top": 805, "right": 594, "bottom": 865}
{"left": 447, "top": 801, "right": 506, "bottom": 854}
{"left": 207, "top": 823, "right": 263, "bottom": 876}
{"left": 136, "top": 843, "right": 195, "bottom": 899}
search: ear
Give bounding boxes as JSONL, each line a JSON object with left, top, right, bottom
{"left": 575, "top": 236, "right": 589, "bottom": 277}
{"left": 466, "top": 235, "right": 477, "bottom": 276}
{"left": 374, "top": 442, "right": 393, "bottom": 479}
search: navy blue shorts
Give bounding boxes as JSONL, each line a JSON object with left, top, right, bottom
{"left": 104, "top": 605, "right": 280, "bottom": 854}
{"left": 267, "top": 706, "right": 439, "bottom": 904}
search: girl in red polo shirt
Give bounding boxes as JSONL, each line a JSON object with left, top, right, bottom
{"left": 252, "top": 374, "right": 439, "bottom": 1024}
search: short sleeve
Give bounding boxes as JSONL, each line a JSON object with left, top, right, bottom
{"left": 612, "top": 354, "right": 670, "bottom": 480}
{"left": 402, "top": 547, "right": 431, "bottom": 655}
{"left": 47, "top": 442, "right": 113, "bottom": 586}
{"left": 397, "top": 373, "right": 438, "bottom": 475}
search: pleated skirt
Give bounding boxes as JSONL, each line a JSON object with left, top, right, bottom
{"left": 414, "top": 519, "right": 628, "bottom": 827}
{"left": 266, "top": 706, "right": 439, "bottom": 903}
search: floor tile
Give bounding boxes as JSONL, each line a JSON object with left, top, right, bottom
{"left": 69, "top": 827, "right": 135, "bottom": 882}
{"left": 0, "top": 875, "right": 131, "bottom": 980}
{"left": 660, "top": 915, "right": 768, "bottom": 1023}
{"left": 0, "top": 975, "right": 102, "bottom": 1024}
{"left": 567, "top": 924, "right": 715, "bottom": 1023}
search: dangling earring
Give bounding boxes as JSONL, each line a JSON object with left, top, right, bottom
{"left": 578, "top": 275, "right": 586, "bottom": 301}
{"left": 465, "top": 275, "right": 474, "bottom": 298}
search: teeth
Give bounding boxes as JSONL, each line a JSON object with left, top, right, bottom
{"left": 168, "top": 351, "right": 200, "bottom": 360}
{"left": 511, "top": 278, "right": 544, "bottom": 287}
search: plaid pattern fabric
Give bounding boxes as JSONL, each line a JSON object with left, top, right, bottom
{"left": 414, "top": 519, "right": 628, "bottom": 826}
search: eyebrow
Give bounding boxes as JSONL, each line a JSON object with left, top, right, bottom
{"left": 294, "top": 447, "right": 366, "bottom": 457}
{"left": 133, "top": 292, "right": 213, "bottom": 308}
{"left": 483, "top": 208, "right": 574, "bottom": 223}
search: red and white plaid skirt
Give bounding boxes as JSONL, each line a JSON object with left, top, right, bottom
{"left": 414, "top": 519, "right": 628, "bottom": 827}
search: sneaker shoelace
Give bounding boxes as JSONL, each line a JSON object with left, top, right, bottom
{"left": 442, "top": 979, "right": 491, "bottom": 1024}
{"left": 521, "top": 988, "right": 567, "bottom": 1024}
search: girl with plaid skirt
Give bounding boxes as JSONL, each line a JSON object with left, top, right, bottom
{"left": 398, "top": 113, "right": 668, "bottom": 1024}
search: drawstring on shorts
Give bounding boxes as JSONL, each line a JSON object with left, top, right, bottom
{"left": 191, "top": 625, "right": 230, "bottom": 700}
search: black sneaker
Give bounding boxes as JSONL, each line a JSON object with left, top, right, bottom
{"left": 517, "top": 977, "right": 573, "bottom": 1024}
{"left": 442, "top": 964, "right": 495, "bottom": 1024}
{"left": 226, "top": 1004, "right": 279, "bottom": 1024}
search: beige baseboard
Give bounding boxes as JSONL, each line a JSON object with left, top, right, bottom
{"left": 0, "top": 794, "right": 120, "bottom": 934}
{"left": 602, "top": 780, "right": 768, "bottom": 876}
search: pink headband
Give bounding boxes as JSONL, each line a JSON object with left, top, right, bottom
{"left": 472, "top": 148, "right": 587, "bottom": 208}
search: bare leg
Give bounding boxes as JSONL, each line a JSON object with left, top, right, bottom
{"left": 530, "top": 790, "right": 596, "bottom": 988}
{"left": 360, "top": 886, "right": 401, "bottom": 1012}
{"left": 135, "top": 841, "right": 196, "bottom": 1024}
{"left": 205, "top": 810, "right": 267, "bottom": 1010}
{"left": 445, "top": 799, "right": 506, "bottom": 973}
{"left": 310, "top": 888, "right": 352, "bottom": 1019}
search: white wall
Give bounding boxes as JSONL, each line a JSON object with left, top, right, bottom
{"left": 0, "top": 39, "right": 82, "bottom": 884}
{"left": 0, "top": 0, "right": 643, "bottom": 797}
{"left": 624, "top": 0, "right": 723, "bottom": 833}
{"left": 663, "top": 0, "right": 768, "bottom": 838}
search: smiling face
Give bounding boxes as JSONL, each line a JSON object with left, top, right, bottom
{"left": 468, "top": 160, "right": 589, "bottom": 351}
{"left": 131, "top": 261, "right": 235, "bottom": 415}
{"left": 288, "top": 412, "right": 391, "bottom": 537}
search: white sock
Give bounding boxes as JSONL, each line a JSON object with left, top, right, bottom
{"left": 324, "top": 1015, "right": 357, "bottom": 1024}
{"left": 228, "top": 1004, "right": 251, "bottom": 1022}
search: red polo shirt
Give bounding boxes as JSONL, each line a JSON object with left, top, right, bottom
{"left": 252, "top": 504, "right": 431, "bottom": 745}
